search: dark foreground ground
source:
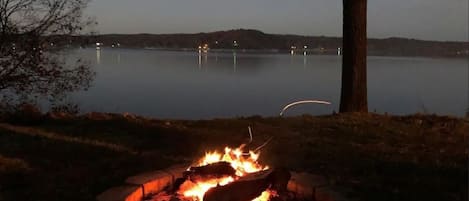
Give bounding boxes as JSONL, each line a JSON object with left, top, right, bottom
{"left": 0, "top": 113, "right": 467, "bottom": 201}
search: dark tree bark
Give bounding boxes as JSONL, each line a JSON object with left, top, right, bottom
{"left": 340, "top": 0, "right": 368, "bottom": 113}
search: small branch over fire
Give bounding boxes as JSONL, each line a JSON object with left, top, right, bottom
{"left": 241, "top": 126, "right": 273, "bottom": 155}
{"left": 254, "top": 137, "right": 273, "bottom": 152}
{"left": 248, "top": 126, "right": 253, "bottom": 143}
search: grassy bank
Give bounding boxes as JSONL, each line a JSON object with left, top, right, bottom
{"left": 0, "top": 113, "right": 467, "bottom": 201}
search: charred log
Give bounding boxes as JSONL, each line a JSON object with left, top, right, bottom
{"left": 203, "top": 169, "right": 291, "bottom": 201}
{"left": 184, "top": 162, "right": 236, "bottom": 179}
{"left": 203, "top": 178, "right": 270, "bottom": 201}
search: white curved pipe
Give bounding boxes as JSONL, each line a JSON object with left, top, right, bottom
{"left": 280, "top": 100, "right": 332, "bottom": 116}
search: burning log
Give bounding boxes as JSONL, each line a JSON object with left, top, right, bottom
{"left": 184, "top": 161, "right": 236, "bottom": 179}
{"left": 203, "top": 177, "right": 270, "bottom": 201}
{"left": 203, "top": 169, "right": 291, "bottom": 201}
{"left": 175, "top": 145, "right": 280, "bottom": 201}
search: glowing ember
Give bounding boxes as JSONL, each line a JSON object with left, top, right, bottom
{"left": 200, "top": 147, "right": 269, "bottom": 176}
{"left": 252, "top": 190, "right": 278, "bottom": 201}
{"left": 179, "top": 177, "right": 234, "bottom": 201}
{"left": 177, "top": 146, "right": 275, "bottom": 201}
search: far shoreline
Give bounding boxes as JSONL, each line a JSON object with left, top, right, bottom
{"left": 81, "top": 46, "right": 469, "bottom": 59}
{"left": 48, "top": 29, "right": 469, "bottom": 58}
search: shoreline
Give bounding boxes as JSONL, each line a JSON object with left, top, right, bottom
{"left": 86, "top": 46, "right": 469, "bottom": 59}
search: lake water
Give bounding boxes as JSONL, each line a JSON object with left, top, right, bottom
{"left": 67, "top": 48, "right": 468, "bottom": 119}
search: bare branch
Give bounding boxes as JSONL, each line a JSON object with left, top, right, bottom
{"left": 0, "top": 0, "right": 93, "bottom": 102}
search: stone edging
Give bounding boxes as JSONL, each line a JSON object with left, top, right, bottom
{"left": 96, "top": 164, "right": 345, "bottom": 201}
{"left": 97, "top": 164, "right": 189, "bottom": 201}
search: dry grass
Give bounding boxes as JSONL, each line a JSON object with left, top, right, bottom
{"left": 0, "top": 123, "right": 137, "bottom": 154}
{"left": 0, "top": 155, "right": 30, "bottom": 174}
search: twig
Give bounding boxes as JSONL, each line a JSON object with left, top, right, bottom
{"left": 240, "top": 126, "right": 272, "bottom": 155}
{"left": 254, "top": 137, "right": 273, "bottom": 152}
{"left": 248, "top": 126, "right": 253, "bottom": 143}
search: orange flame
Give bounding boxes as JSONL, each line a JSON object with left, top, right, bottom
{"left": 177, "top": 146, "right": 275, "bottom": 201}
{"left": 253, "top": 190, "right": 278, "bottom": 201}
{"left": 179, "top": 177, "right": 234, "bottom": 201}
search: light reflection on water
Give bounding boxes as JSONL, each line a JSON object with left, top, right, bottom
{"left": 67, "top": 48, "right": 467, "bottom": 119}
{"left": 96, "top": 49, "right": 101, "bottom": 64}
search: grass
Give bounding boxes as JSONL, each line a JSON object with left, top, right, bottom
{"left": 0, "top": 113, "right": 467, "bottom": 201}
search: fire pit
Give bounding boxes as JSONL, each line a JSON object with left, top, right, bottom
{"left": 154, "top": 146, "right": 289, "bottom": 201}
{"left": 97, "top": 145, "right": 343, "bottom": 201}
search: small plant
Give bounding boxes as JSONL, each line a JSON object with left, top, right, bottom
{"left": 0, "top": 92, "right": 44, "bottom": 124}
{"left": 3, "top": 103, "right": 44, "bottom": 125}
{"left": 50, "top": 102, "right": 80, "bottom": 116}
{"left": 0, "top": 155, "right": 30, "bottom": 174}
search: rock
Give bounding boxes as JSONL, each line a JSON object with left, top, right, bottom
{"left": 288, "top": 172, "right": 329, "bottom": 199}
{"left": 126, "top": 171, "right": 173, "bottom": 197}
{"left": 96, "top": 185, "right": 143, "bottom": 201}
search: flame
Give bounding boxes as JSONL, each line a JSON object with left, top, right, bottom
{"left": 179, "top": 177, "right": 234, "bottom": 201}
{"left": 252, "top": 190, "right": 278, "bottom": 201}
{"left": 177, "top": 146, "right": 275, "bottom": 201}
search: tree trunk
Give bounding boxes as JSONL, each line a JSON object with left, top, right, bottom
{"left": 340, "top": 0, "right": 368, "bottom": 113}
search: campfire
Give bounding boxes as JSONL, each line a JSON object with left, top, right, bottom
{"left": 97, "top": 129, "right": 334, "bottom": 201}
{"left": 98, "top": 124, "right": 335, "bottom": 201}
{"left": 153, "top": 145, "right": 291, "bottom": 201}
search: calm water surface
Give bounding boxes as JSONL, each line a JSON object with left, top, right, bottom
{"left": 67, "top": 48, "right": 468, "bottom": 119}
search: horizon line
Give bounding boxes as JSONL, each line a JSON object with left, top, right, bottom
{"left": 86, "top": 29, "right": 468, "bottom": 43}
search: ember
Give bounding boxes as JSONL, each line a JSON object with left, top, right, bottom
{"left": 176, "top": 145, "right": 276, "bottom": 201}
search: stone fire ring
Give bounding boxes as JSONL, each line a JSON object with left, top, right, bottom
{"left": 97, "top": 164, "right": 345, "bottom": 201}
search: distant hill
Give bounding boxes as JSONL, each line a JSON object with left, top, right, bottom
{"left": 57, "top": 29, "right": 468, "bottom": 57}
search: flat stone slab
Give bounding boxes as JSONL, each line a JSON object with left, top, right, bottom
{"left": 161, "top": 163, "right": 190, "bottom": 180}
{"left": 96, "top": 185, "right": 143, "bottom": 201}
{"left": 98, "top": 165, "right": 345, "bottom": 201}
{"left": 288, "top": 172, "right": 332, "bottom": 200}
{"left": 290, "top": 172, "right": 328, "bottom": 188}
{"left": 126, "top": 171, "right": 173, "bottom": 196}
{"left": 315, "top": 188, "right": 347, "bottom": 201}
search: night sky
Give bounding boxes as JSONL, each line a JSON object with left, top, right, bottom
{"left": 86, "top": 0, "right": 468, "bottom": 41}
